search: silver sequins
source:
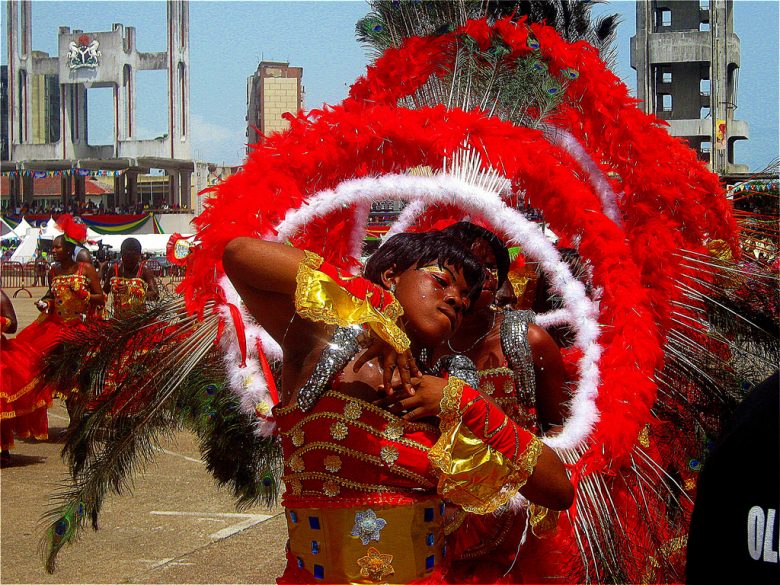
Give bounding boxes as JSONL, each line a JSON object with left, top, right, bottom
{"left": 500, "top": 310, "right": 538, "bottom": 430}
{"left": 297, "top": 326, "right": 363, "bottom": 412}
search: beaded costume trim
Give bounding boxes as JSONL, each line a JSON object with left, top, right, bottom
{"left": 286, "top": 441, "right": 435, "bottom": 488}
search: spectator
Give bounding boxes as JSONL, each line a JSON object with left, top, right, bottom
{"left": 686, "top": 371, "right": 779, "bottom": 584}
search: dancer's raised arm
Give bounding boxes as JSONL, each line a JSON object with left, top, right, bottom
{"left": 223, "top": 237, "right": 313, "bottom": 345}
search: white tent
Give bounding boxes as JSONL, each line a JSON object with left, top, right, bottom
{"left": 40, "top": 217, "right": 62, "bottom": 240}
{"left": 15, "top": 217, "right": 33, "bottom": 235}
{"left": 9, "top": 229, "right": 41, "bottom": 263}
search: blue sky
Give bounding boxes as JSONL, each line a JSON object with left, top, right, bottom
{"left": 3, "top": 0, "right": 778, "bottom": 170}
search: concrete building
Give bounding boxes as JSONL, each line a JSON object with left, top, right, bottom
{"left": 3, "top": 0, "right": 194, "bottom": 209}
{"left": 631, "top": 0, "right": 749, "bottom": 173}
{"left": 1, "top": 66, "right": 8, "bottom": 161}
{"left": 246, "top": 61, "right": 303, "bottom": 147}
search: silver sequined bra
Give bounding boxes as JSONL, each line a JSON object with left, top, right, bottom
{"left": 296, "top": 325, "right": 365, "bottom": 412}
{"left": 499, "top": 310, "right": 537, "bottom": 428}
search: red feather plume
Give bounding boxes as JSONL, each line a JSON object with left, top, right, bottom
{"left": 56, "top": 214, "right": 87, "bottom": 245}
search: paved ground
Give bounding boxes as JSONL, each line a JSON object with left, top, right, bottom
{"left": 2, "top": 290, "right": 288, "bottom": 584}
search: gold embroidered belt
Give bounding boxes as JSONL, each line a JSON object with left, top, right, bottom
{"left": 285, "top": 496, "right": 445, "bottom": 583}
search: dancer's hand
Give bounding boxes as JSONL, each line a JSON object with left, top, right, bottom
{"left": 374, "top": 375, "right": 447, "bottom": 421}
{"left": 353, "top": 334, "right": 420, "bottom": 395}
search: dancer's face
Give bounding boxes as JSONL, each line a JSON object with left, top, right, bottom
{"left": 52, "top": 236, "right": 70, "bottom": 263}
{"left": 121, "top": 247, "right": 141, "bottom": 268}
{"left": 494, "top": 277, "right": 518, "bottom": 309}
{"left": 384, "top": 262, "right": 473, "bottom": 347}
{"left": 469, "top": 239, "right": 501, "bottom": 312}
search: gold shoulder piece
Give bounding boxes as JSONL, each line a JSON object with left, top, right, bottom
{"left": 294, "top": 252, "right": 410, "bottom": 352}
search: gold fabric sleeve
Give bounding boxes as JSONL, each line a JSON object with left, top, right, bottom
{"left": 294, "top": 251, "right": 410, "bottom": 352}
{"left": 529, "top": 503, "right": 560, "bottom": 537}
{"left": 429, "top": 377, "right": 543, "bottom": 515}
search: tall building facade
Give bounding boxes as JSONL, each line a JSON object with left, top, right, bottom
{"left": 3, "top": 0, "right": 194, "bottom": 209}
{"left": 631, "top": 0, "right": 749, "bottom": 173}
{"left": 246, "top": 61, "right": 303, "bottom": 146}
{"left": 1, "top": 65, "right": 8, "bottom": 160}
{"left": 29, "top": 51, "right": 60, "bottom": 145}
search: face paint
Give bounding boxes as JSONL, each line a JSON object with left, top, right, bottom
{"left": 392, "top": 263, "right": 473, "bottom": 347}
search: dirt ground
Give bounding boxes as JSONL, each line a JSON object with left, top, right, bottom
{"left": 1, "top": 290, "right": 288, "bottom": 584}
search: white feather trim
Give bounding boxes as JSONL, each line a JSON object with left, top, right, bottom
{"left": 217, "top": 275, "right": 278, "bottom": 437}
{"left": 542, "top": 124, "right": 623, "bottom": 227}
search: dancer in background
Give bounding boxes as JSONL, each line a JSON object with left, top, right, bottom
{"left": 378, "top": 222, "right": 568, "bottom": 582}
{"left": 9, "top": 216, "right": 104, "bottom": 426}
{"left": 102, "top": 238, "right": 159, "bottom": 317}
{"left": 0, "top": 288, "right": 45, "bottom": 467}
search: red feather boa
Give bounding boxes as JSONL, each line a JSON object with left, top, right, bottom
{"left": 183, "top": 18, "right": 738, "bottom": 478}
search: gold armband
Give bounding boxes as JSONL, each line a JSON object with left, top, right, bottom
{"left": 429, "top": 377, "right": 543, "bottom": 515}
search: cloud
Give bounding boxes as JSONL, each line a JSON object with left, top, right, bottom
{"left": 190, "top": 112, "right": 245, "bottom": 165}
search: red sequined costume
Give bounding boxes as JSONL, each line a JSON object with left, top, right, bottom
{"left": 446, "top": 356, "right": 556, "bottom": 584}
{"left": 109, "top": 261, "right": 149, "bottom": 316}
{"left": 275, "top": 252, "right": 544, "bottom": 584}
{"left": 0, "top": 264, "right": 92, "bottom": 447}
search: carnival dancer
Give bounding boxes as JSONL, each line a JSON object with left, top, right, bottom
{"left": 103, "top": 237, "right": 159, "bottom": 317}
{"left": 439, "top": 222, "right": 567, "bottom": 435}
{"left": 222, "top": 231, "right": 573, "bottom": 584}
{"left": 0, "top": 288, "right": 46, "bottom": 466}
{"left": 8, "top": 216, "right": 104, "bottom": 427}
{"left": 39, "top": 14, "right": 771, "bottom": 584}
{"left": 375, "top": 223, "right": 568, "bottom": 583}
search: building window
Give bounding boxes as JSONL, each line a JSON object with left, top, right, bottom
{"left": 657, "top": 8, "right": 672, "bottom": 28}
{"left": 662, "top": 71, "right": 672, "bottom": 84}
{"left": 700, "top": 79, "right": 710, "bottom": 96}
{"left": 661, "top": 94, "right": 672, "bottom": 112}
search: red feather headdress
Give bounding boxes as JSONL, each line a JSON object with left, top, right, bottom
{"left": 56, "top": 214, "right": 87, "bottom": 246}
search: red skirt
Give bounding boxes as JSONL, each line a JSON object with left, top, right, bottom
{"left": 1, "top": 330, "right": 51, "bottom": 450}
{"left": 0, "top": 316, "right": 86, "bottom": 450}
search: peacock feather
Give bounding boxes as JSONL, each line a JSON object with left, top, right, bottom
{"left": 40, "top": 297, "right": 282, "bottom": 572}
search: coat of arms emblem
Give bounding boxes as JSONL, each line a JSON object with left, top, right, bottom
{"left": 68, "top": 34, "right": 101, "bottom": 69}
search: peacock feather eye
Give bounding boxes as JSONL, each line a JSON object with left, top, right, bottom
{"left": 54, "top": 517, "right": 70, "bottom": 537}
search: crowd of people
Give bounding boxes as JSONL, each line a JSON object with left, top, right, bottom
{"left": 5, "top": 200, "right": 191, "bottom": 217}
